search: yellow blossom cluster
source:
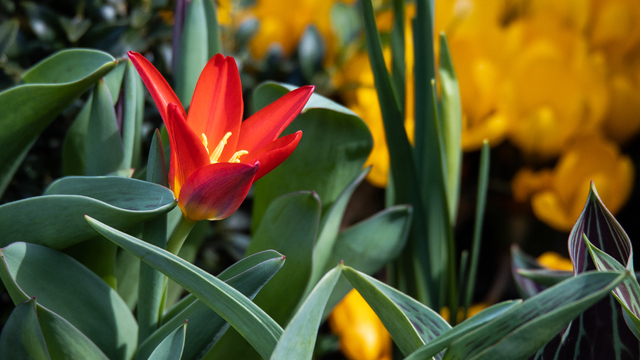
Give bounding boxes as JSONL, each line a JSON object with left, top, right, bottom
{"left": 329, "top": 289, "right": 392, "bottom": 360}
{"left": 335, "top": 0, "right": 637, "bottom": 231}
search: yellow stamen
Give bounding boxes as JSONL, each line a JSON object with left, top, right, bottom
{"left": 201, "top": 134, "right": 209, "bottom": 154}
{"left": 210, "top": 132, "right": 232, "bottom": 163}
{"left": 229, "top": 150, "right": 249, "bottom": 163}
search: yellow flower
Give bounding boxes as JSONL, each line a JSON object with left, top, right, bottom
{"left": 590, "top": 0, "right": 640, "bottom": 63}
{"left": 440, "top": 302, "right": 489, "bottom": 324}
{"left": 537, "top": 252, "right": 573, "bottom": 271}
{"left": 500, "top": 19, "right": 608, "bottom": 159}
{"left": 511, "top": 135, "right": 634, "bottom": 231}
{"left": 242, "top": 0, "right": 356, "bottom": 61}
{"left": 329, "top": 289, "right": 392, "bottom": 360}
{"left": 602, "top": 62, "right": 640, "bottom": 143}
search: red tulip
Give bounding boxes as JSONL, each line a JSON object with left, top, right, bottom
{"left": 128, "top": 51, "right": 313, "bottom": 221}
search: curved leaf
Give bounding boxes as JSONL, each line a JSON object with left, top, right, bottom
{"left": 137, "top": 250, "right": 286, "bottom": 360}
{"left": 0, "top": 49, "right": 117, "bottom": 195}
{"left": 0, "top": 176, "right": 176, "bottom": 249}
{"left": 0, "top": 298, "right": 50, "bottom": 360}
{"left": 85, "top": 216, "right": 283, "bottom": 360}
{"left": 0, "top": 242, "right": 137, "bottom": 360}
{"left": 251, "top": 82, "right": 373, "bottom": 230}
{"left": 148, "top": 322, "right": 187, "bottom": 360}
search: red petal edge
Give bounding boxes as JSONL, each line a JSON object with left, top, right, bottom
{"left": 242, "top": 131, "right": 302, "bottom": 181}
{"left": 127, "top": 51, "right": 186, "bottom": 124}
{"left": 178, "top": 162, "right": 259, "bottom": 221}
{"left": 166, "top": 103, "right": 209, "bottom": 197}
{"left": 237, "top": 85, "right": 313, "bottom": 154}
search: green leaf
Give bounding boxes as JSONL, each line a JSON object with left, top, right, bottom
{"left": 122, "top": 60, "right": 142, "bottom": 169}
{"left": 36, "top": 303, "right": 109, "bottom": 360}
{"left": 62, "top": 93, "right": 92, "bottom": 176}
{"left": 148, "top": 322, "right": 187, "bottom": 360}
{"left": 103, "top": 61, "right": 127, "bottom": 105}
{"left": 0, "top": 176, "right": 176, "bottom": 249}
{"left": 0, "top": 298, "right": 50, "bottom": 360}
{"left": 251, "top": 82, "right": 373, "bottom": 230}
{"left": 404, "top": 300, "right": 522, "bottom": 360}
{"left": 308, "top": 168, "right": 369, "bottom": 290}
{"left": 270, "top": 267, "right": 342, "bottom": 360}
{"left": 438, "top": 33, "right": 462, "bottom": 224}
{"left": 510, "top": 244, "right": 546, "bottom": 298}
{"left": 146, "top": 129, "right": 168, "bottom": 187}
{"left": 342, "top": 266, "right": 451, "bottom": 356}
{"left": 137, "top": 251, "right": 285, "bottom": 360}
{"left": 86, "top": 79, "right": 125, "bottom": 175}
{"left": 516, "top": 269, "right": 572, "bottom": 288}
{"left": 323, "top": 205, "right": 412, "bottom": 317}
{"left": 0, "top": 242, "right": 138, "bottom": 360}
{"left": 202, "top": 0, "right": 222, "bottom": 58}
{"left": 584, "top": 235, "right": 640, "bottom": 338}
{"left": 0, "top": 49, "right": 117, "bottom": 195}
{"left": 85, "top": 216, "right": 283, "bottom": 360}
{"left": 464, "top": 140, "right": 489, "bottom": 315}
{"left": 204, "top": 192, "right": 320, "bottom": 360}
{"left": 443, "top": 271, "right": 628, "bottom": 360}
{"left": 0, "top": 19, "right": 19, "bottom": 57}
{"left": 59, "top": 16, "right": 92, "bottom": 43}
{"left": 176, "top": 0, "right": 209, "bottom": 107}
{"left": 115, "top": 249, "right": 140, "bottom": 311}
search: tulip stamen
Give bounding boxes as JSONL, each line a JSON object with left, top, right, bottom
{"left": 229, "top": 150, "right": 249, "bottom": 163}
{"left": 208, "top": 132, "right": 232, "bottom": 163}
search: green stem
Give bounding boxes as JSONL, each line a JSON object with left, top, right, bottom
{"left": 166, "top": 215, "right": 196, "bottom": 255}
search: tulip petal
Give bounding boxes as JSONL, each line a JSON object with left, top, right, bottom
{"left": 128, "top": 51, "right": 186, "bottom": 123}
{"left": 243, "top": 131, "right": 302, "bottom": 181}
{"left": 166, "top": 103, "right": 210, "bottom": 197}
{"left": 237, "top": 85, "right": 313, "bottom": 153}
{"left": 187, "top": 54, "right": 243, "bottom": 162}
{"left": 178, "top": 162, "right": 259, "bottom": 221}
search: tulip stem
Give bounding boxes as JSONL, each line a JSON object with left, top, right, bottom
{"left": 166, "top": 215, "right": 196, "bottom": 255}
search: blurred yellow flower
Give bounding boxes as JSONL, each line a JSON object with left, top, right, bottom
{"left": 329, "top": 289, "right": 392, "bottom": 360}
{"left": 440, "top": 302, "right": 489, "bottom": 324}
{"left": 511, "top": 135, "right": 634, "bottom": 231}
{"left": 537, "top": 252, "right": 573, "bottom": 271}
{"left": 241, "top": 0, "right": 356, "bottom": 61}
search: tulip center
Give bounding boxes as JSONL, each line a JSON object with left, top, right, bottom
{"left": 201, "top": 132, "right": 249, "bottom": 164}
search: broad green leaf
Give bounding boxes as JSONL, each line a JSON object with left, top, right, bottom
{"left": 323, "top": 205, "right": 412, "bottom": 317}
{"left": 121, "top": 60, "right": 142, "bottom": 169}
{"left": 202, "top": 0, "right": 222, "bottom": 58}
{"left": 138, "top": 132, "right": 170, "bottom": 341}
{"left": 85, "top": 216, "right": 283, "bottom": 360}
{"left": 103, "top": 61, "right": 127, "bottom": 104}
{"left": 0, "top": 49, "right": 117, "bottom": 195}
{"left": 37, "top": 303, "right": 109, "bottom": 360}
{"left": 148, "top": 322, "right": 187, "bottom": 360}
{"left": 585, "top": 236, "right": 640, "bottom": 338}
{"left": 390, "top": 0, "right": 405, "bottom": 112}
{"left": 251, "top": 82, "right": 373, "bottom": 230}
{"left": 176, "top": 0, "right": 208, "bottom": 107}
{"left": 443, "top": 271, "right": 628, "bottom": 360}
{"left": 62, "top": 93, "right": 92, "bottom": 176}
{"left": 0, "top": 298, "right": 50, "bottom": 360}
{"left": 342, "top": 266, "right": 451, "bottom": 356}
{"left": 0, "top": 176, "right": 176, "bottom": 249}
{"left": 308, "top": 168, "right": 369, "bottom": 291}
{"left": 0, "top": 242, "right": 138, "bottom": 360}
{"left": 404, "top": 301, "right": 522, "bottom": 360}
{"left": 115, "top": 249, "right": 140, "bottom": 311}
{"left": 137, "top": 251, "right": 285, "bottom": 360}
{"left": 0, "top": 19, "right": 19, "bottom": 57}
{"left": 270, "top": 267, "right": 342, "bottom": 360}
{"left": 515, "top": 269, "right": 572, "bottom": 288}
{"left": 438, "top": 33, "right": 462, "bottom": 224}
{"left": 86, "top": 80, "right": 125, "bottom": 175}
{"left": 204, "top": 192, "right": 320, "bottom": 360}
